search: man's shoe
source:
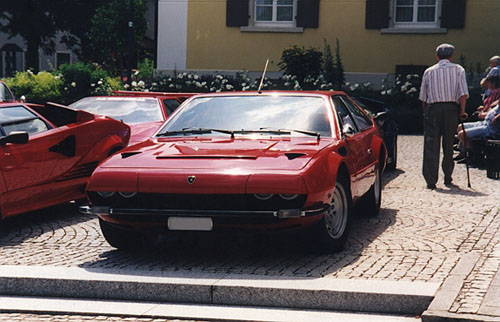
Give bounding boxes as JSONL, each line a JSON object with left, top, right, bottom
{"left": 444, "top": 178, "right": 453, "bottom": 186}
{"left": 427, "top": 183, "right": 436, "bottom": 190}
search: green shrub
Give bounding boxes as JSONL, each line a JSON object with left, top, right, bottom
{"left": 57, "top": 62, "right": 113, "bottom": 104}
{"left": 4, "top": 71, "right": 62, "bottom": 104}
{"left": 278, "top": 45, "right": 322, "bottom": 85}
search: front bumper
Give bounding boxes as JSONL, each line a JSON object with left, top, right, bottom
{"left": 79, "top": 205, "right": 328, "bottom": 220}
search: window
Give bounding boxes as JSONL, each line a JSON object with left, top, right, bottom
{"left": 227, "top": 0, "right": 319, "bottom": 31}
{"left": 56, "top": 52, "right": 71, "bottom": 69}
{"left": 340, "top": 97, "right": 373, "bottom": 131}
{"left": 163, "top": 99, "right": 181, "bottom": 115}
{"left": 332, "top": 97, "right": 358, "bottom": 133}
{"left": 0, "top": 106, "right": 49, "bottom": 136}
{"left": 392, "top": 0, "right": 441, "bottom": 29}
{"left": 255, "top": 0, "right": 295, "bottom": 26}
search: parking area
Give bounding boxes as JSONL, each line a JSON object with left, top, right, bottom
{"left": 0, "top": 135, "right": 499, "bottom": 318}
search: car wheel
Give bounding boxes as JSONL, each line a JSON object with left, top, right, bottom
{"left": 359, "top": 164, "right": 382, "bottom": 217}
{"left": 386, "top": 135, "right": 397, "bottom": 171}
{"left": 313, "top": 180, "right": 351, "bottom": 253}
{"left": 99, "top": 217, "right": 157, "bottom": 250}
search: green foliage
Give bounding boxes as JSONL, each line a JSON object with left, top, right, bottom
{"left": 57, "top": 62, "right": 116, "bottom": 104}
{"left": 278, "top": 45, "right": 323, "bottom": 84}
{"left": 334, "top": 38, "right": 345, "bottom": 90}
{"left": 87, "top": 0, "right": 147, "bottom": 74}
{"left": 136, "top": 58, "right": 155, "bottom": 82}
{"left": 4, "top": 71, "right": 62, "bottom": 104}
{"left": 322, "top": 39, "right": 336, "bottom": 85}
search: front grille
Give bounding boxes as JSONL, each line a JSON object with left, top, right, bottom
{"left": 88, "top": 192, "right": 307, "bottom": 211}
{"left": 56, "top": 161, "right": 99, "bottom": 182}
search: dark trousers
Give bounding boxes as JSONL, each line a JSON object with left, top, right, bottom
{"left": 423, "top": 102, "right": 459, "bottom": 185}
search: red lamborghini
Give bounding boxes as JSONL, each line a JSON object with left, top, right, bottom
{"left": 0, "top": 102, "right": 130, "bottom": 219}
{"left": 83, "top": 91, "right": 386, "bottom": 252}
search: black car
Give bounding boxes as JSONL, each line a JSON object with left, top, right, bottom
{"left": 353, "top": 96, "right": 398, "bottom": 171}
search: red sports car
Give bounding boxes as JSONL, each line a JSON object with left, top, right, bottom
{"left": 0, "top": 102, "right": 130, "bottom": 219}
{"left": 83, "top": 91, "right": 386, "bottom": 252}
{"left": 70, "top": 91, "right": 196, "bottom": 145}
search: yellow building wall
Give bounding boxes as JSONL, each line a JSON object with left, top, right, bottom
{"left": 186, "top": 0, "right": 500, "bottom": 74}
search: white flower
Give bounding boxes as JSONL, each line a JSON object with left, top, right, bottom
{"left": 131, "top": 81, "right": 137, "bottom": 87}
{"left": 152, "top": 82, "right": 157, "bottom": 87}
{"left": 194, "top": 74, "right": 199, "bottom": 80}
{"left": 134, "top": 70, "right": 139, "bottom": 76}
{"left": 98, "top": 80, "right": 103, "bottom": 85}
{"left": 226, "top": 84, "right": 233, "bottom": 90}
{"left": 216, "top": 75, "right": 223, "bottom": 80}
{"left": 71, "top": 82, "right": 76, "bottom": 87}
{"left": 387, "top": 89, "right": 393, "bottom": 95}
{"left": 401, "top": 85, "right": 408, "bottom": 92}
{"left": 138, "top": 80, "right": 145, "bottom": 87}
{"left": 91, "top": 83, "right": 95, "bottom": 87}
{"left": 169, "top": 84, "right": 174, "bottom": 88}
{"left": 407, "top": 87, "right": 418, "bottom": 94}
{"left": 381, "top": 90, "right": 386, "bottom": 95}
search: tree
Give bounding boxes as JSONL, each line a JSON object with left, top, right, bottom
{"left": 322, "top": 39, "right": 336, "bottom": 85}
{"left": 0, "top": 1, "right": 58, "bottom": 72}
{"left": 0, "top": 0, "right": 103, "bottom": 73}
{"left": 86, "top": 0, "right": 147, "bottom": 74}
{"left": 278, "top": 45, "right": 322, "bottom": 84}
{"left": 334, "top": 38, "right": 345, "bottom": 90}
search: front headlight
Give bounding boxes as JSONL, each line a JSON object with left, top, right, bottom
{"left": 97, "top": 191, "right": 115, "bottom": 198}
{"left": 119, "top": 191, "right": 137, "bottom": 198}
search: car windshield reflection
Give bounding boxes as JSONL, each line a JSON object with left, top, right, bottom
{"left": 157, "top": 95, "right": 333, "bottom": 138}
{"left": 70, "top": 97, "right": 163, "bottom": 124}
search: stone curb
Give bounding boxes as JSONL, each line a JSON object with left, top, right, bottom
{"left": 0, "top": 265, "right": 438, "bottom": 315}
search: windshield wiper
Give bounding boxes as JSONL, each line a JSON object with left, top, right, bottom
{"left": 259, "top": 127, "right": 320, "bottom": 139}
{"left": 157, "top": 127, "right": 234, "bottom": 138}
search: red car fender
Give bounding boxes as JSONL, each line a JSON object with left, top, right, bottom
{"left": 301, "top": 146, "right": 348, "bottom": 208}
{"left": 78, "top": 134, "right": 128, "bottom": 165}
{"left": 371, "top": 134, "right": 387, "bottom": 171}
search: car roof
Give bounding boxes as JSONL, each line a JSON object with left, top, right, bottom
{"left": 188, "top": 90, "right": 346, "bottom": 98}
{"left": 113, "top": 91, "right": 198, "bottom": 98}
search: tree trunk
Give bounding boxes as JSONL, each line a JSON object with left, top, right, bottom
{"left": 25, "top": 37, "right": 40, "bottom": 73}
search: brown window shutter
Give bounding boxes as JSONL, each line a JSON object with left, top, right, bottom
{"left": 441, "top": 0, "right": 466, "bottom": 28}
{"left": 365, "top": 0, "right": 390, "bottom": 29}
{"left": 226, "top": 0, "right": 249, "bottom": 27}
{"left": 296, "top": 0, "right": 320, "bottom": 28}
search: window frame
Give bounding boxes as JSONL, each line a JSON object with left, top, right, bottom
{"left": 253, "top": 0, "right": 296, "bottom": 27}
{"left": 391, "top": 0, "right": 442, "bottom": 29}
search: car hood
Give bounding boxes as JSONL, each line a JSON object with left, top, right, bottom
{"left": 128, "top": 121, "right": 163, "bottom": 145}
{"left": 101, "top": 136, "right": 332, "bottom": 171}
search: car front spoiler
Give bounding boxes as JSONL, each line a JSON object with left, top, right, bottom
{"left": 79, "top": 205, "right": 328, "bottom": 219}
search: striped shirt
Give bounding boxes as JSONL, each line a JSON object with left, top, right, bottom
{"left": 419, "top": 59, "right": 469, "bottom": 104}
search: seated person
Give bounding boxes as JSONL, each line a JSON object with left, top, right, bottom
{"left": 472, "top": 75, "right": 500, "bottom": 119}
{"left": 456, "top": 104, "right": 500, "bottom": 160}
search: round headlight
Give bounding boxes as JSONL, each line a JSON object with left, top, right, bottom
{"left": 119, "top": 191, "right": 137, "bottom": 198}
{"left": 279, "top": 194, "right": 298, "bottom": 200}
{"left": 97, "top": 191, "right": 115, "bottom": 198}
{"left": 254, "top": 193, "right": 274, "bottom": 200}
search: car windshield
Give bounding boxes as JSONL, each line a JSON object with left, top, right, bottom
{"left": 157, "top": 95, "right": 332, "bottom": 138}
{"left": 70, "top": 97, "right": 163, "bottom": 124}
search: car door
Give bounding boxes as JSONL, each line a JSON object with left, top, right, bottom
{"left": 0, "top": 105, "right": 81, "bottom": 213}
{"left": 331, "top": 96, "right": 373, "bottom": 199}
{"left": 339, "top": 96, "right": 378, "bottom": 195}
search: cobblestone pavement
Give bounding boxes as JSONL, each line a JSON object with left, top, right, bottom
{"left": 0, "top": 314, "right": 199, "bottom": 322}
{"left": 1, "top": 135, "right": 499, "bottom": 320}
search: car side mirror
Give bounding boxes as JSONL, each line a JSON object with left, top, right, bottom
{"left": 374, "top": 111, "right": 388, "bottom": 120}
{"left": 342, "top": 124, "right": 355, "bottom": 138}
{"left": 0, "top": 131, "right": 29, "bottom": 145}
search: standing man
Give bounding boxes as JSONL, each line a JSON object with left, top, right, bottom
{"left": 419, "top": 43, "right": 469, "bottom": 189}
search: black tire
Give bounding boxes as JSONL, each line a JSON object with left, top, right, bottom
{"left": 99, "top": 217, "right": 157, "bottom": 250}
{"left": 360, "top": 164, "right": 382, "bottom": 217}
{"left": 386, "top": 135, "right": 397, "bottom": 171}
{"left": 313, "top": 180, "right": 351, "bottom": 253}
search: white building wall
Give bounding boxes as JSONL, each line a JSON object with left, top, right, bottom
{"left": 157, "top": 0, "right": 188, "bottom": 71}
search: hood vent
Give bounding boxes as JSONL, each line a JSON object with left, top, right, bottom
{"left": 121, "top": 151, "right": 142, "bottom": 159}
{"left": 285, "top": 152, "right": 306, "bottom": 160}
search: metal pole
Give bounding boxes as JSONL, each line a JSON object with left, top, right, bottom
{"left": 126, "top": 0, "right": 134, "bottom": 85}
{"left": 459, "top": 117, "right": 472, "bottom": 188}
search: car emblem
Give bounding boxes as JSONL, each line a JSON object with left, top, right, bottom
{"left": 187, "top": 176, "right": 196, "bottom": 184}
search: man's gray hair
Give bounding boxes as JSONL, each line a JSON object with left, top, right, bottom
{"left": 436, "top": 43, "right": 455, "bottom": 59}
{"left": 490, "top": 55, "right": 500, "bottom": 65}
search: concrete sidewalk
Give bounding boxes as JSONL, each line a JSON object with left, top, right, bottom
{"left": 0, "top": 265, "right": 436, "bottom": 318}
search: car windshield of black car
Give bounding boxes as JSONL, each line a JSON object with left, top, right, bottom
{"left": 157, "top": 95, "right": 333, "bottom": 138}
{"left": 70, "top": 97, "right": 163, "bottom": 124}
